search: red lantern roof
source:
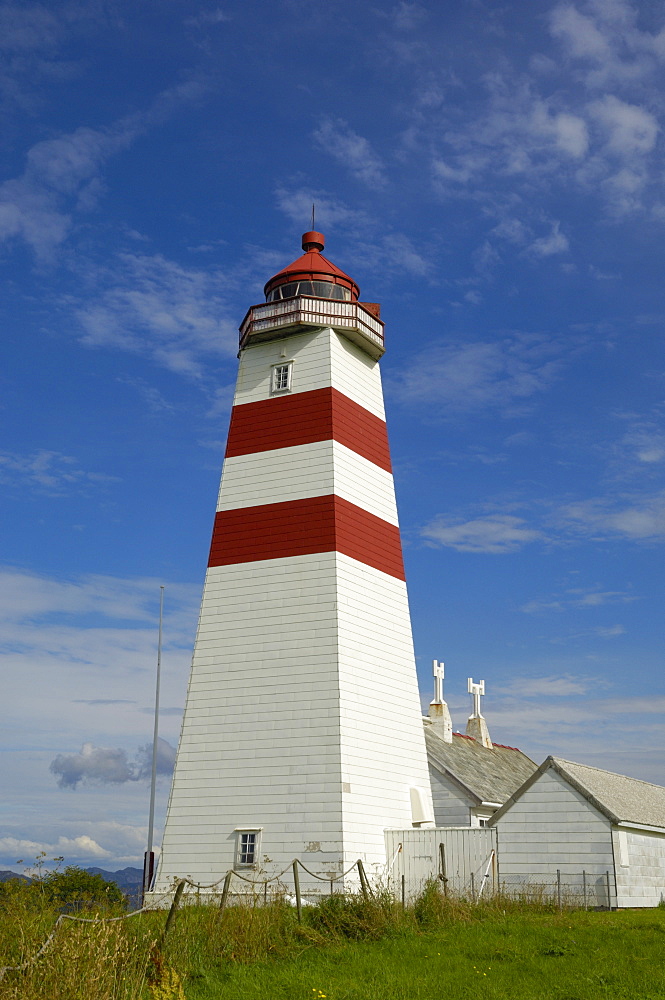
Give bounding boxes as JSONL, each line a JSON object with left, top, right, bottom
{"left": 264, "top": 231, "right": 360, "bottom": 302}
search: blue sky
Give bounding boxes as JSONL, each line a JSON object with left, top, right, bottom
{"left": 1, "top": 0, "right": 664, "bottom": 870}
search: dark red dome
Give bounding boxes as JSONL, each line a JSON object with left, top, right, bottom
{"left": 264, "top": 232, "right": 360, "bottom": 303}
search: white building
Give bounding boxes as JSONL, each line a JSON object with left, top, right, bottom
{"left": 490, "top": 756, "right": 665, "bottom": 908}
{"left": 148, "top": 231, "right": 433, "bottom": 899}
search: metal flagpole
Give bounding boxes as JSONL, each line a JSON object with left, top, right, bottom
{"left": 143, "top": 584, "right": 164, "bottom": 899}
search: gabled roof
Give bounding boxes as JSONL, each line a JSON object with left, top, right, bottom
{"left": 424, "top": 723, "right": 537, "bottom": 806}
{"left": 489, "top": 756, "right": 665, "bottom": 830}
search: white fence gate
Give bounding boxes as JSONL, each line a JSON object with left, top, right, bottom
{"left": 385, "top": 828, "right": 497, "bottom": 902}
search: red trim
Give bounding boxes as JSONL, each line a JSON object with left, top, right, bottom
{"left": 208, "top": 495, "right": 405, "bottom": 581}
{"left": 225, "top": 387, "right": 392, "bottom": 473}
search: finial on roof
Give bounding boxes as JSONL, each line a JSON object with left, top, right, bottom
{"left": 428, "top": 659, "right": 452, "bottom": 743}
{"left": 466, "top": 676, "right": 493, "bottom": 748}
{"left": 302, "top": 230, "right": 325, "bottom": 252}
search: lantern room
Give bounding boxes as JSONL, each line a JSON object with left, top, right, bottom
{"left": 264, "top": 231, "right": 360, "bottom": 303}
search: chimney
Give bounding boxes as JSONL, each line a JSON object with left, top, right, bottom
{"left": 428, "top": 659, "right": 453, "bottom": 743}
{"left": 465, "top": 677, "right": 492, "bottom": 749}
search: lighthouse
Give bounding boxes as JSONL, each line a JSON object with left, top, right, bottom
{"left": 150, "top": 231, "right": 434, "bottom": 895}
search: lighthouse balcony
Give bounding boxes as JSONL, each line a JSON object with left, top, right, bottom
{"left": 239, "top": 296, "right": 385, "bottom": 359}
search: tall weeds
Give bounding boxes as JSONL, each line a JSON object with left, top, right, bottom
{"left": 0, "top": 877, "right": 600, "bottom": 999}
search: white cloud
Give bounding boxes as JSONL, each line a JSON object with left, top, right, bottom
{"left": 528, "top": 220, "right": 569, "bottom": 256}
{"left": 588, "top": 94, "right": 658, "bottom": 156}
{"left": 497, "top": 674, "right": 594, "bottom": 697}
{"left": 422, "top": 513, "right": 543, "bottom": 553}
{"left": 0, "top": 567, "right": 197, "bottom": 625}
{"left": 557, "top": 491, "right": 665, "bottom": 540}
{"left": 521, "top": 588, "right": 636, "bottom": 613}
{"left": 74, "top": 252, "right": 238, "bottom": 377}
{"left": 184, "top": 8, "right": 231, "bottom": 28}
{"left": 0, "top": 4, "right": 62, "bottom": 52}
{"left": 549, "top": 4, "right": 612, "bottom": 62}
{"left": 0, "top": 834, "right": 109, "bottom": 861}
{"left": 0, "top": 449, "right": 117, "bottom": 496}
{"left": 420, "top": 1, "right": 665, "bottom": 226}
{"left": 389, "top": 335, "right": 563, "bottom": 413}
{"left": 0, "top": 124, "right": 136, "bottom": 260}
{"left": 50, "top": 738, "right": 176, "bottom": 788}
{"left": 0, "top": 81, "right": 203, "bottom": 260}
{"left": 313, "top": 118, "right": 387, "bottom": 189}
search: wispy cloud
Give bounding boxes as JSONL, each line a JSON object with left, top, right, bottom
{"left": 313, "top": 118, "right": 388, "bottom": 189}
{"left": 556, "top": 490, "right": 665, "bottom": 540}
{"left": 521, "top": 588, "right": 638, "bottom": 613}
{"left": 389, "top": 334, "right": 564, "bottom": 414}
{"left": 422, "top": 513, "right": 543, "bottom": 553}
{"left": 496, "top": 673, "right": 596, "bottom": 697}
{"left": 0, "top": 4, "right": 63, "bottom": 52}
{"left": 0, "top": 449, "right": 117, "bottom": 496}
{"left": 418, "top": 0, "right": 665, "bottom": 232}
{"left": 73, "top": 252, "right": 238, "bottom": 377}
{"left": 276, "top": 186, "right": 431, "bottom": 278}
{"left": 0, "top": 81, "right": 203, "bottom": 260}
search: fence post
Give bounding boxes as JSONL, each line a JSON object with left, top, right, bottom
{"left": 470, "top": 871, "right": 475, "bottom": 902}
{"left": 216, "top": 871, "right": 233, "bottom": 922}
{"left": 357, "top": 859, "right": 371, "bottom": 900}
{"left": 292, "top": 861, "right": 302, "bottom": 923}
{"left": 605, "top": 870, "right": 611, "bottom": 910}
{"left": 582, "top": 870, "right": 587, "bottom": 910}
{"left": 159, "top": 880, "right": 185, "bottom": 947}
{"left": 556, "top": 869, "right": 561, "bottom": 910}
{"left": 263, "top": 880, "right": 268, "bottom": 905}
{"left": 330, "top": 879, "right": 334, "bottom": 897}
{"left": 401, "top": 874, "right": 405, "bottom": 910}
{"left": 439, "top": 842, "right": 448, "bottom": 896}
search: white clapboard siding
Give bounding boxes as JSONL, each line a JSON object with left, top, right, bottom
{"left": 429, "top": 770, "right": 474, "bottom": 827}
{"left": 494, "top": 769, "right": 614, "bottom": 879}
{"left": 613, "top": 827, "right": 665, "bottom": 908}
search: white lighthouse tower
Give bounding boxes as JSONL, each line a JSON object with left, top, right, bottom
{"left": 150, "top": 231, "right": 433, "bottom": 895}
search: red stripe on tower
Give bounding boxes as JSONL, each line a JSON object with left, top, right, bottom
{"left": 207, "top": 495, "right": 405, "bottom": 581}
{"left": 225, "top": 387, "right": 392, "bottom": 473}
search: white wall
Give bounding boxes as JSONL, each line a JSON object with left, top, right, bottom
{"left": 493, "top": 769, "right": 615, "bottom": 905}
{"left": 429, "top": 768, "right": 474, "bottom": 827}
{"left": 613, "top": 826, "right": 665, "bottom": 908}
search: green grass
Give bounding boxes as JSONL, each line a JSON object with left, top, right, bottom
{"left": 2, "top": 881, "right": 665, "bottom": 999}
{"left": 182, "top": 906, "right": 665, "bottom": 1000}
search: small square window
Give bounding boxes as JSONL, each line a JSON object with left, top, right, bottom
{"left": 271, "top": 362, "right": 292, "bottom": 393}
{"left": 235, "top": 829, "right": 261, "bottom": 868}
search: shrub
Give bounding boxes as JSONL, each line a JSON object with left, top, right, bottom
{"left": 40, "top": 866, "right": 126, "bottom": 908}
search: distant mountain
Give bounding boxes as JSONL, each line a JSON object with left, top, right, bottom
{"left": 84, "top": 867, "right": 144, "bottom": 904}
{"left": 0, "top": 870, "right": 30, "bottom": 883}
{"left": 85, "top": 867, "right": 143, "bottom": 889}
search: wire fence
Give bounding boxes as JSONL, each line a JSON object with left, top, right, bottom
{"left": 388, "top": 868, "right": 617, "bottom": 910}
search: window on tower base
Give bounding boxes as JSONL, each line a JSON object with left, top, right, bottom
{"left": 234, "top": 829, "right": 261, "bottom": 869}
